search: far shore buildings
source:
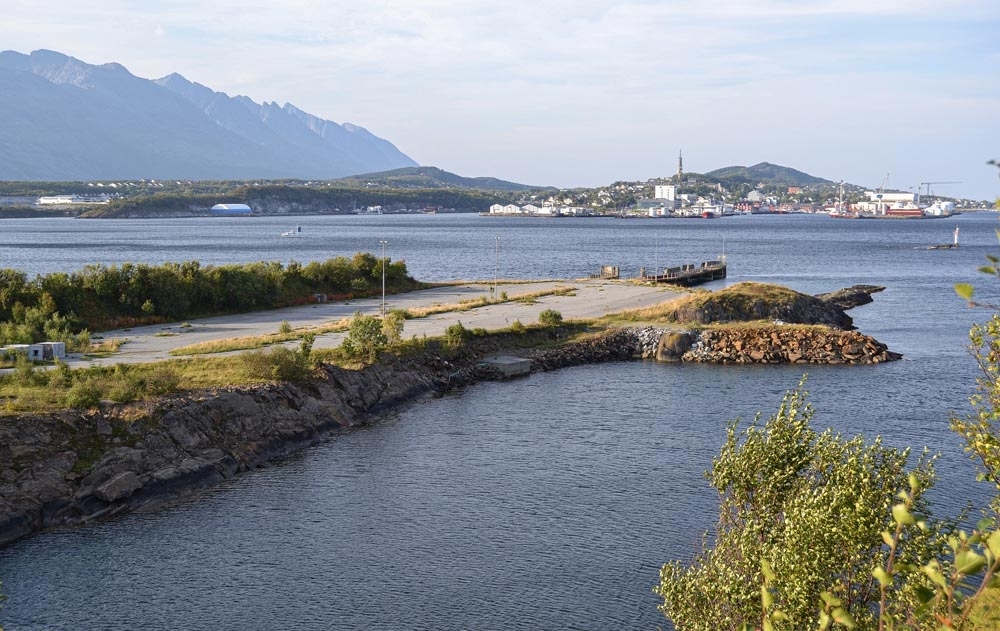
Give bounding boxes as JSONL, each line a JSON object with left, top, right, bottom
{"left": 853, "top": 191, "right": 954, "bottom": 217}
{"left": 487, "top": 203, "right": 593, "bottom": 216}
{"left": 36, "top": 194, "right": 110, "bottom": 205}
{"left": 210, "top": 203, "right": 254, "bottom": 216}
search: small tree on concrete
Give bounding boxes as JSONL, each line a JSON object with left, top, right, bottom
{"left": 341, "top": 312, "right": 387, "bottom": 362}
{"left": 382, "top": 311, "right": 405, "bottom": 345}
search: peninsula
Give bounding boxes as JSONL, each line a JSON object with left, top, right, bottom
{"left": 0, "top": 279, "right": 898, "bottom": 547}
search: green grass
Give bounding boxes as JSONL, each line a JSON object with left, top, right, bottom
{"left": 169, "top": 318, "right": 351, "bottom": 356}
{"left": 600, "top": 282, "right": 812, "bottom": 326}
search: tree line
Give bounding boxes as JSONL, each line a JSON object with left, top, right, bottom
{"left": 0, "top": 254, "right": 420, "bottom": 348}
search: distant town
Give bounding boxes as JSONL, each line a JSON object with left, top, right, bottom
{"left": 0, "top": 161, "right": 992, "bottom": 219}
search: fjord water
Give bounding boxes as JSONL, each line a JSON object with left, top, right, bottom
{"left": 1, "top": 212, "right": 999, "bottom": 630}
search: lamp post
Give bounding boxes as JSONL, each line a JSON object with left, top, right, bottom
{"left": 654, "top": 235, "right": 659, "bottom": 283}
{"left": 379, "top": 239, "right": 388, "bottom": 317}
{"left": 494, "top": 235, "right": 500, "bottom": 301}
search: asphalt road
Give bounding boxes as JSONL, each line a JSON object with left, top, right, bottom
{"left": 78, "top": 279, "right": 683, "bottom": 367}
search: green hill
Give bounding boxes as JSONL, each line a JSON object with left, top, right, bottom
{"left": 336, "top": 166, "right": 551, "bottom": 192}
{"left": 705, "top": 162, "right": 830, "bottom": 186}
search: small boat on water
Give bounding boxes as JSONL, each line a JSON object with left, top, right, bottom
{"left": 281, "top": 226, "right": 302, "bottom": 237}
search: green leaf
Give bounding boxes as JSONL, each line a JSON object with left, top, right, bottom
{"left": 956, "top": 550, "right": 987, "bottom": 575}
{"left": 820, "top": 591, "right": 842, "bottom": 608}
{"left": 873, "top": 567, "right": 893, "bottom": 587}
{"left": 987, "top": 530, "right": 1000, "bottom": 557}
{"left": 761, "top": 559, "right": 776, "bottom": 582}
{"left": 923, "top": 564, "right": 948, "bottom": 588}
{"left": 892, "top": 503, "right": 916, "bottom": 525}
{"left": 832, "top": 607, "right": 856, "bottom": 629}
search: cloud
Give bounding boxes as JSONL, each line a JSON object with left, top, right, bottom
{"left": 1, "top": 0, "right": 998, "bottom": 197}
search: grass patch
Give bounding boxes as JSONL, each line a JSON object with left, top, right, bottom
{"left": 404, "top": 286, "right": 576, "bottom": 319}
{"left": 170, "top": 318, "right": 351, "bottom": 356}
{"left": 600, "top": 282, "right": 814, "bottom": 326}
{"left": 85, "top": 338, "right": 125, "bottom": 357}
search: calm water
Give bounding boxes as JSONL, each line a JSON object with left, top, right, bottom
{"left": 1, "top": 212, "right": 999, "bottom": 630}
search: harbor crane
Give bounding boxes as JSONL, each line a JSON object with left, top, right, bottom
{"left": 917, "top": 181, "right": 961, "bottom": 206}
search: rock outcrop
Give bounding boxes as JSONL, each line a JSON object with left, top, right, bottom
{"left": 0, "top": 316, "right": 900, "bottom": 547}
{"left": 0, "top": 355, "right": 449, "bottom": 548}
{"left": 682, "top": 327, "right": 900, "bottom": 364}
{"left": 664, "top": 282, "right": 859, "bottom": 330}
{"left": 815, "top": 285, "right": 886, "bottom": 311}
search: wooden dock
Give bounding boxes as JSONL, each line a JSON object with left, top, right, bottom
{"left": 646, "top": 259, "right": 727, "bottom": 286}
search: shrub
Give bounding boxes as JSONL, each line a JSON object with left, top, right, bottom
{"left": 279, "top": 320, "right": 293, "bottom": 334}
{"left": 47, "top": 359, "right": 74, "bottom": 389}
{"left": 382, "top": 312, "right": 405, "bottom": 345}
{"left": 341, "top": 312, "right": 388, "bottom": 362}
{"left": 509, "top": 319, "right": 525, "bottom": 333}
{"left": 538, "top": 309, "right": 563, "bottom": 326}
{"left": 107, "top": 375, "right": 144, "bottom": 403}
{"left": 9, "top": 354, "right": 44, "bottom": 388}
{"left": 268, "top": 347, "right": 308, "bottom": 381}
{"left": 65, "top": 380, "right": 103, "bottom": 409}
{"left": 655, "top": 383, "right": 942, "bottom": 630}
{"left": 445, "top": 321, "right": 469, "bottom": 347}
{"left": 145, "top": 366, "right": 180, "bottom": 396}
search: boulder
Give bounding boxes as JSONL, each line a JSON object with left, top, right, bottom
{"left": 656, "top": 332, "right": 693, "bottom": 363}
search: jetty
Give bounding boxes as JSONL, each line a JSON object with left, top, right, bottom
{"left": 645, "top": 259, "right": 727, "bottom": 286}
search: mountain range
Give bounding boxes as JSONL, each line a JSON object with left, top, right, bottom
{"left": 0, "top": 49, "right": 417, "bottom": 181}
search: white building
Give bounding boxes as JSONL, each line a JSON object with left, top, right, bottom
{"left": 37, "top": 194, "right": 110, "bottom": 205}
{"left": 654, "top": 185, "right": 676, "bottom": 201}
{"left": 856, "top": 191, "right": 917, "bottom": 214}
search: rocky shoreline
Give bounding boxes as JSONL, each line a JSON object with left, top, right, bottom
{"left": 0, "top": 321, "right": 899, "bottom": 548}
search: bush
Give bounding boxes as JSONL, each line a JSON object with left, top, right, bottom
{"left": 65, "top": 380, "right": 103, "bottom": 409}
{"left": 655, "top": 383, "right": 940, "bottom": 630}
{"left": 9, "top": 354, "right": 44, "bottom": 387}
{"left": 509, "top": 319, "right": 525, "bottom": 333}
{"left": 341, "top": 312, "right": 388, "bottom": 362}
{"left": 382, "top": 312, "right": 405, "bottom": 345}
{"left": 537, "top": 309, "right": 563, "bottom": 326}
{"left": 279, "top": 320, "right": 293, "bottom": 334}
{"left": 107, "top": 374, "right": 144, "bottom": 403}
{"left": 445, "top": 321, "right": 469, "bottom": 347}
{"left": 268, "top": 347, "right": 309, "bottom": 381}
{"left": 145, "top": 366, "right": 180, "bottom": 396}
{"left": 239, "top": 334, "right": 315, "bottom": 382}
{"left": 48, "top": 360, "right": 74, "bottom": 389}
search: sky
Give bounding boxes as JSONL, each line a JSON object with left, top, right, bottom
{"left": 3, "top": 0, "right": 999, "bottom": 200}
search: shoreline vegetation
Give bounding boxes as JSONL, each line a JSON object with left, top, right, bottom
{"left": 0, "top": 270, "right": 900, "bottom": 548}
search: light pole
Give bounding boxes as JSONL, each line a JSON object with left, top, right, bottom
{"left": 654, "top": 235, "right": 659, "bottom": 283}
{"left": 379, "top": 239, "right": 388, "bottom": 317}
{"left": 494, "top": 235, "right": 500, "bottom": 301}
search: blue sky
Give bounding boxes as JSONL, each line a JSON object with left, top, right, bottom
{"left": 4, "top": 0, "right": 999, "bottom": 200}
